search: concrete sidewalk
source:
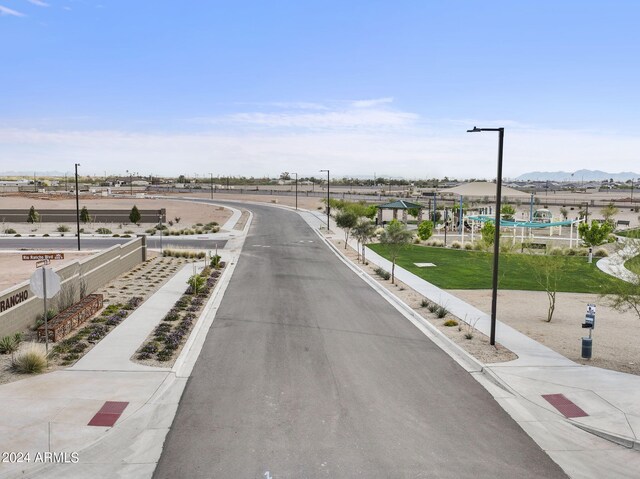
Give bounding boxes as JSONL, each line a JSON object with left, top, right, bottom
{"left": 0, "top": 250, "right": 240, "bottom": 479}
{"left": 298, "top": 209, "right": 640, "bottom": 478}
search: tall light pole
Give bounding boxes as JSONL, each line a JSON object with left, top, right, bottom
{"left": 75, "top": 163, "right": 81, "bottom": 251}
{"left": 293, "top": 173, "right": 298, "bottom": 210}
{"left": 320, "top": 169, "right": 330, "bottom": 230}
{"left": 467, "top": 126, "right": 504, "bottom": 346}
{"left": 126, "top": 170, "right": 133, "bottom": 195}
{"left": 631, "top": 178, "right": 635, "bottom": 204}
{"left": 210, "top": 173, "right": 213, "bottom": 199}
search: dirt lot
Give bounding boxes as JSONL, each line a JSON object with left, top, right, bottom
{"left": 0, "top": 194, "right": 232, "bottom": 235}
{"left": 0, "top": 252, "right": 94, "bottom": 292}
{"left": 448, "top": 289, "right": 640, "bottom": 375}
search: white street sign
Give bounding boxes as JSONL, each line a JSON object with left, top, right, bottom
{"left": 30, "top": 268, "right": 62, "bottom": 299}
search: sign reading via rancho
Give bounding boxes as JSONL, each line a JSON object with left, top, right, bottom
{"left": 22, "top": 253, "right": 65, "bottom": 261}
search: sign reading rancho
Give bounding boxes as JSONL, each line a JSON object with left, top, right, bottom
{"left": 0, "top": 289, "right": 29, "bottom": 313}
{"left": 22, "top": 253, "right": 65, "bottom": 261}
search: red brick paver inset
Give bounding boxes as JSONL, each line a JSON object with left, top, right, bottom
{"left": 88, "top": 401, "right": 129, "bottom": 427}
{"left": 542, "top": 394, "right": 588, "bottom": 418}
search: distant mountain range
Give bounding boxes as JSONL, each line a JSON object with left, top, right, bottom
{"left": 515, "top": 169, "right": 640, "bottom": 182}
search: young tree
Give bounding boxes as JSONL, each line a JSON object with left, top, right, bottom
{"left": 578, "top": 220, "right": 613, "bottom": 247}
{"left": 129, "top": 205, "right": 141, "bottom": 224}
{"left": 352, "top": 219, "right": 375, "bottom": 262}
{"left": 379, "top": 220, "right": 413, "bottom": 284}
{"left": 80, "top": 206, "right": 91, "bottom": 223}
{"left": 407, "top": 207, "right": 420, "bottom": 219}
{"left": 335, "top": 210, "right": 359, "bottom": 248}
{"left": 523, "top": 253, "right": 568, "bottom": 322}
{"left": 600, "top": 203, "right": 619, "bottom": 225}
{"left": 501, "top": 204, "right": 516, "bottom": 221}
{"left": 417, "top": 220, "right": 434, "bottom": 241}
{"left": 27, "top": 205, "right": 39, "bottom": 223}
{"left": 559, "top": 207, "right": 569, "bottom": 220}
{"left": 481, "top": 221, "right": 496, "bottom": 246}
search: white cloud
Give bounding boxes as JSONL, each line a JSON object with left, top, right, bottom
{"left": 26, "top": 0, "right": 49, "bottom": 6}
{"left": 2, "top": 123, "right": 640, "bottom": 180}
{"left": 0, "top": 5, "right": 25, "bottom": 16}
{"left": 227, "top": 109, "right": 418, "bottom": 130}
{"left": 351, "top": 97, "right": 394, "bottom": 108}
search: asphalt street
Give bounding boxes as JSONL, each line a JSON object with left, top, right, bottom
{"left": 154, "top": 203, "right": 568, "bottom": 479}
{"left": 0, "top": 236, "right": 227, "bottom": 250}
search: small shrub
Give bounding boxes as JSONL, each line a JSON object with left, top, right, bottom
{"left": 565, "top": 248, "right": 577, "bottom": 256}
{"left": 548, "top": 247, "right": 564, "bottom": 256}
{"left": 464, "top": 242, "right": 474, "bottom": 250}
{"left": 594, "top": 248, "right": 609, "bottom": 257}
{"left": 57, "top": 225, "right": 70, "bottom": 232}
{"left": 3, "top": 228, "right": 16, "bottom": 234}
{"left": 450, "top": 241, "right": 462, "bottom": 249}
{"left": 124, "top": 230, "right": 134, "bottom": 234}
{"left": 112, "top": 234, "right": 120, "bottom": 237}
{"left": 43, "top": 233, "right": 50, "bottom": 237}
{"left": 427, "top": 303, "right": 439, "bottom": 313}
{"left": 443, "top": 319, "right": 458, "bottom": 327}
{"left": 157, "top": 349, "right": 173, "bottom": 361}
{"left": 0, "top": 335, "right": 21, "bottom": 355}
{"left": 14, "top": 234, "right": 21, "bottom": 237}
{"left": 436, "top": 306, "right": 449, "bottom": 318}
{"left": 420, "top": 298, "right": 430, "bottom": 308}
{"left": 210, "top": 254, "right": 222, "bottom": 268}
{"left": 96, "top": 227, "right": 112, "bottom": 234}
{"left": 374, "top": 267, "right": 391, "bottom": 280}
{"left": 12, "top": 343, "right": 47, "bottom": 374}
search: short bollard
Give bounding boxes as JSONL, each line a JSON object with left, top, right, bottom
{"left": 581, "top": 337, "right": 592, "bottom": 359}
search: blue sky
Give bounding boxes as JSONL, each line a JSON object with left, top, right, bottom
{"left": 1, "top": 0, "right": 639, "bottom": 179}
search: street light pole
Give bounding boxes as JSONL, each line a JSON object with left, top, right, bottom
{"left": 75, "top": 163, "right": 81, "bottom": 251}
{"left": 210, "top": 173, "right": 213, "bottom": 200}
{"left": 293, "top": 173, "right": 298, "bottom": 210}
{"left": 320, "top": 169, "right": 330, "bottom": 230}
{"left": 467, "top": 126, "right": 504, "bottom": 346}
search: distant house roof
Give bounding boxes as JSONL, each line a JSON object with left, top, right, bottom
{"left": 377, "top": 200, "right": 423, "bottom": 209}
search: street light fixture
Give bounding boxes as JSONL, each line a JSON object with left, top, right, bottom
{"left": 467, "top": 126, "right": 505, "bottom": 346}
{"left": 75, "top": 163, "right": 81, "bottom": 251}
{"left": 293, "top": 173, "right": 298, "bottom": 210}
{"left": 320, "top": 169, "right": 330, "bottom": 230}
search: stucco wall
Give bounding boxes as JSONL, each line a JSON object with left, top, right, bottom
{"left": 0, "top": 237, "right": 145, "bottom": 338}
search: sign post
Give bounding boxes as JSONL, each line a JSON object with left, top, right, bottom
{"left": 29, "top": 265, "right": 62, "bottom": 354}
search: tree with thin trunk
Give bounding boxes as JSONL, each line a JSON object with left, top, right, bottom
{"left": 352, "top": 219, "right": 375, "bottom": 262}
{"left": 522, "top": 252, "right": 568, "bottom": 322}
{"left": 335, "top": 210, "right": 358, "bottom": 249}
{"left": 379, "top": 219, "right": 413, "bottom": 284}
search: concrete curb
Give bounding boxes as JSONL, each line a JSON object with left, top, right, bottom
{"left": 570, "top": 420, "right": 640, "bottom": 451}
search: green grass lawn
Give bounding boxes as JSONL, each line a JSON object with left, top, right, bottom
{"left": 626, "top": 254, "right": 640, "bottom": 275}
{"left": 368, "top": 243, "right": 626, "bottom": 293}
{"left": 616, "top": 228, "right": 640, "bottom": 238}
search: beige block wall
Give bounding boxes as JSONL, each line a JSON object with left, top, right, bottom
{"left": 0, "top": 237, "right": 145, "bottom": 338}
